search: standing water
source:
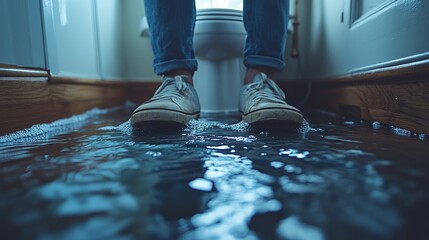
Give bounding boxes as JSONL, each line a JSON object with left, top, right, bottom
{"left": 0, "top": 103, "right": 428, "bottom": 240}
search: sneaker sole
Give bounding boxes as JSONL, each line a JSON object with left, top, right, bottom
{"left": 131, "top": 109, "right": 199, "bottom": 128}
{"left": 242, "top": 107, "right": 304, "bottom": 126}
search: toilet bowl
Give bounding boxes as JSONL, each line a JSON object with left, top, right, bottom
{"left": 193, "top": 8, "right": 246, "bottom": 115}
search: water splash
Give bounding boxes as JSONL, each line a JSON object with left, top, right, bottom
{"left": 206, "top": 145, "right": 231, "bottom": 150}
{"left": 343, "top": 120, "right": 363, "bottom": 126}
{"left": 284, "top": 164, "right": 303, "bottom": 174}
{"left": 279, "top": 148, "right": 310, "bottom": 159}
{"left": 0, "top": 107, "right": 120, "bottom": 143}
{"left": 270, "top": 161, "right": 285, "bottom": 169}
{"left": 123, "top": 100, "right": 138, "bottom": 109}
{"left": 372, "top": 121, "right": 381, "bottom": 129}
{"left": 99, "top": 120, "right": 133, "bottom": 136}
{"left": 277, "top": 216, "right": 324, "bottom": 240}
{"left": 299, "top": 120, "right": 322, "bottom": 134}
{"left": 186, "top": 119, "right": 249, "bottom": 133}
{"left": 145, "top": 151, "right": 162, "bottom": 157}
{"left": 390, "top": 126, "right": 411, "bottom": 137}
{"left": 188, "top": 178, "right": 213, "bottom": 192}
{"left": 389, "top": 125, "right": 426, "bottom": 141}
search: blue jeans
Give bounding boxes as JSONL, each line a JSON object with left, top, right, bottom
{"left": 144, "top": 0, "right": 289, "bottom": 75}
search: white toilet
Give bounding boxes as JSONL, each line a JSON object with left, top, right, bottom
{"left": 193, "top": 8, "right": 246, "bottom": 115}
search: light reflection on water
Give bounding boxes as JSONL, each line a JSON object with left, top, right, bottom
{"left": 0, "top": 106, "right": 428, "bottom": 240}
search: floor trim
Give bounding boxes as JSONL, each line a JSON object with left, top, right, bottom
{"left": 307, "top": 60, "right": 429, "bottom": 134}
{"left": 312, "top": 58, "right": 429, "bottom": 84}
{"left": 0, "top": 79, "right": 128, "bottom": 135}
{"left": 0, "top": 64, "right": 49, "bottom": 79}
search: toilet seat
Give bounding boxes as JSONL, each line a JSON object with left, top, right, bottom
{"left": 196, "top": 8, "right": 242, "bottom": 22}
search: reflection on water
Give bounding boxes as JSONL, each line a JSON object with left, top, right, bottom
{"left": 0, "top": 105, "right": 428, "bottom": 240}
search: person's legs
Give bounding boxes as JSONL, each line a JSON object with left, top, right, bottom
{"left": 144, "top": 0, "right": 197, "bottom": 84}
{"left": 239, "top": 0, "right": 303, "bottom": 127}
{"left": 242, "top": 0, "right": 289, "bottom": 83}
{"left": 131, "top": 0, "right": 200, "bottom": 128}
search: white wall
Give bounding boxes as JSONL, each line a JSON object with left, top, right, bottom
{"left": 278, "top": 0, "right": 313, "bottom": 81}
{"left": 283, "top": 0, "right": 429, "bottom": 80}
{"left": 96, "top": 0, "right": 123, "bottom": 80}
{"left": 122, "top": 0, "right": 160, "bottom": 81}
{"left": 0, "top": 0, "right": 45, "bottom": 69}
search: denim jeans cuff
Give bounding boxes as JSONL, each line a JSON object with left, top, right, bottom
{"left": 244, "top": 55, "right": 285, "bottom": 72}
{"left": 153, "top": 59, "right": 198, "bottom": 75}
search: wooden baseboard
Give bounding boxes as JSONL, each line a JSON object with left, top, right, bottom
{"left": 0, "top": 66, "right": 118, "bottom": 135}
{"left": 126, "top": 81, "right": 161, "bottom": 104}
{"left": 0, "top": 79, "right": 129, "bottom": 135}
{"left": 307, "top": 61, "right": 429, "bottom": 134}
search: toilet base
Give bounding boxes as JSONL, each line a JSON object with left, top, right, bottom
{"left": 200, "top": 112, "right": 242, "bottom": 123}
{"left": 194, "top": 57, "right": 245, "bottom": 115}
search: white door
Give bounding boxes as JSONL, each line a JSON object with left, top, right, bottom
{"left": 347, "top": 0, "right": 429, "bottom": 73}
{"left": 42, "top": 0, "right": 101, "bottom": 79}
{"left": 0, "top": 0, "right": 46, "bottom": 69}
{"left": 285, "top": 0, "right": 429, "bottom": 79}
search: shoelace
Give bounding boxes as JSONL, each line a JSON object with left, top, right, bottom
{"left": 150, "top": 76, "right": 189, "bottom": 102}
{"left": 247, "top": 74, "right": 286, "bottom": 105}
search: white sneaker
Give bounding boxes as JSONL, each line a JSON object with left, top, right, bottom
{"left": 131, "top": 75, "right": 200, "bottom": 127}
{"left": 239, "top": 73, "right": 304, "bottom": 127}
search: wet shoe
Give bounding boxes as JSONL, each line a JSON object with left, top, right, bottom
{"left": 131, "top": 75, "right": 200, "bottom": 128}
{"left": 239, "top": 73, "right": 304, "bottom": 128}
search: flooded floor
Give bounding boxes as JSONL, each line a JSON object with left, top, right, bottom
{"left": 0, "top": 103, "right": 428, "bottom": 240}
